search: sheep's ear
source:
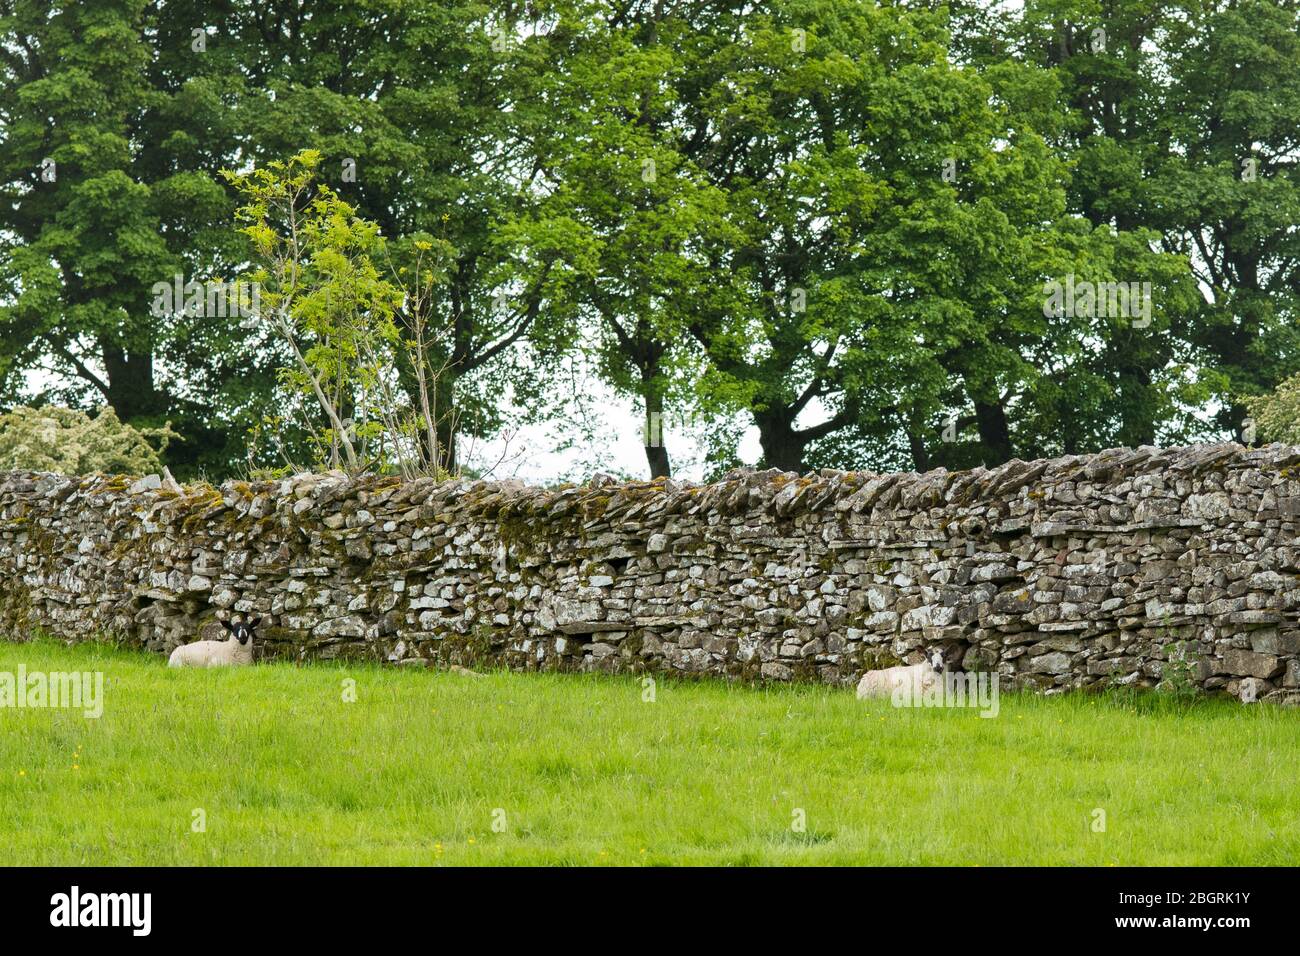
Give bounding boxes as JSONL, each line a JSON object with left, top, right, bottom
{"left": 220, "top": 619, "right": 234, "bottom": 631}
{"left": 248, "top": 617, "right": 262, "bottom": 631}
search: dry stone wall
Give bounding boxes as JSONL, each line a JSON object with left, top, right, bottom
{"left": 2, "top": 442, "right": 1300, "bottom": 702}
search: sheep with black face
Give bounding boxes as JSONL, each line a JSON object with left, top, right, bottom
{"left": 168, "top": 618, "right": 260, "bottom": 668}
{"left": 855, "top": 646, "right": 946, "bottom": 700}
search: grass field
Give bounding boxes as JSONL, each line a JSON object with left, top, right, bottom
{"left": 1, "top": 639, "right": 1296, "bottom": 865}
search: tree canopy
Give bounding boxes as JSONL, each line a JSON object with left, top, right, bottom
{"left": 2, "top": 0, "right": 1297, "bottom": 480}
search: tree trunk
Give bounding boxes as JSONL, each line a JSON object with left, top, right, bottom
{"left": 906, "top": 428, "right": 930, "bottom": 472}
{"left": 641, "top": 361, "right": 671, "bottom": 478}
{"left": 101, "top": 344, "right": 163, "bottom": 421}
{"left": 644, "top": 435, "right": 671, "bottom": 478}
{"left": 642, "top": 399, "right": 671, "bottom": 479}
{"left": 753, "top": 405, "right": 808, "bottom": 473}
{"left": 974, "top": 400, "right": 1014, "bottom": 466}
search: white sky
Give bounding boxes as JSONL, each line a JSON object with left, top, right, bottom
{"left": 460, "top": 377, "right": 765, "bottom": 484}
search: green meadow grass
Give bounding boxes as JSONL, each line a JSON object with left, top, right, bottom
{"left": 0, "top": 639, "right": 1296, "bottom": 866}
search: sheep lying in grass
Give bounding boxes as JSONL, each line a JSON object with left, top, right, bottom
{"left": 856, "top": 647, "right": 945, "bottom": 700}
{"left": 168, "top": 618, "right": 259, "bottom": 669}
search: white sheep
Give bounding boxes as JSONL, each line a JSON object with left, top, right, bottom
{"left": 168, "top": 618, "right": 260, "bottom": 668}
{"left": 856, "top": 647, "right": 945, "bottom": 701}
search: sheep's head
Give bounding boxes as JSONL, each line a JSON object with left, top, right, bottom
{"left": 926, "top": 647, "right": 945, "bottom": 673}
{"left": 223, "top": 617, "right": 261, "bottom": 645}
